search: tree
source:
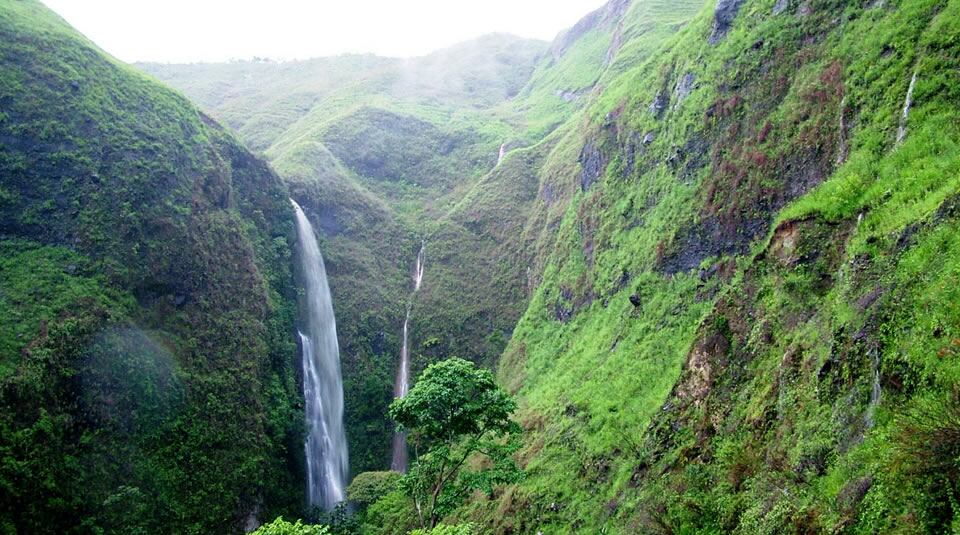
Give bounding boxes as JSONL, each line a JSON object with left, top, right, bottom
{"left": 347, "top": 471, "right": 402, "bottom": 508}
{"left": 389, "top": 357, "right": 522, "bottom": 528}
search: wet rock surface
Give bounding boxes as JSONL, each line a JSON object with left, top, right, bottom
{"left": 673, "top": 72, "right": 696, "bottom": 109}
{"left": 579, "top": 140, "right": 607, "bottom": 191}
{"left": 709, "top": 0, "right": 747, "bottom": 44}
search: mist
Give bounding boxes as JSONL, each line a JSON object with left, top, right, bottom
{"left": 41, "top": 0, "right": 609, "bottom": 63}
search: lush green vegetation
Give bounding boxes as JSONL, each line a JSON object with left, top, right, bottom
{"left": 409, "top": 524, "right": 477, "bottom": 535}
{"left": 0, "top": 1, "right": 303, "bottom": 532}
{"left": 6, "top": 0, "right": 960, "bottom": 532}
{"left": 253, "top": 517, "right": 331, "bottom": 535}
{"left": 466, "top": 0, "right": 960, "bottom": 532}
{"left": 147, "top": 0, "right": 701, "bottom": 478}
{"left": 344, "top": 360, "right": 519, "bottom": 534}
{"left": 390, "top": 358, "right": 521, "bottom": 529}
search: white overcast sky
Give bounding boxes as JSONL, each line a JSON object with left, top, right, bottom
{"left": 41, "top": 0, "right": 609, "bottom": 63}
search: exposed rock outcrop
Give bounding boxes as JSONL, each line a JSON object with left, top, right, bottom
{"left": 709, "top": 0, "right": 747, "bottom": 44}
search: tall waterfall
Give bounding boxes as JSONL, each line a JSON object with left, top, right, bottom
{"left": 291, "top": 199, "right": 348, "bottom": 511}
{"left": 391, "top": 241, "right": 426, "bottom": 473}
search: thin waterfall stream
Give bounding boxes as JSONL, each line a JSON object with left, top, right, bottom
{"left": 896, "top": 69, "right": 918, "bottom": 145}
{"left": 291, "top": 199, "right": 349, "bottom": 511}
{"left": 391, "top": 241, "right": 426, "bottom": 473}
{"left": 864, "top": 346, "right": 882, "bottom": 431}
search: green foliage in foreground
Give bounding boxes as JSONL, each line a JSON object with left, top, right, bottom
{"left": 253, "top": 517, "right": 330, "bottom": 535}
{"left": 389, "top": 358, "right": 522, "bottom": 529}
{"left": 409, "top": 523, "right": 477, "bottom": 535}
{"left": 361, "top": 490, "right": 419, "bottom": 535}
{"left": 347, "top": 471, "right": 403, "bottom": 508}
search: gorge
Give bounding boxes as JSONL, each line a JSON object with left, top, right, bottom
{"left": 3, "top": 0, "right": 960, "bottom": 533}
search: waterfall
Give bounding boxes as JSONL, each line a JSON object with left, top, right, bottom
{"left": 864, "top": 347, "right": 881, "bottom": 431}
{"left": 291, "top": 199, "right": 348, "bottom": 511}
{"left": 391, "top": 241, "right": 426, "bottom": 473}
{"left": 413, "top": 241, "right": 425, "bottom": 292}
{"left": 836, "top": 96, "right": 849, "bottom": 166}
{"left": 497, "top": 143, "right": 508, "bottom": 165}
{"left": 896, "top": 70, "right": 918, "bottom": 145}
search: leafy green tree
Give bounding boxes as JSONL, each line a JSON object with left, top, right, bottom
{"left": 347, "top": 471, "right": 402, "bottom": 508}
{"left": 389, "top": 357, "right": 522, "bottom": 528}
{"left": 251, "top": 516, "right": 329, "bottom": 535}
{"left": 362, "top": 490, "right": 418, "bottom": 535}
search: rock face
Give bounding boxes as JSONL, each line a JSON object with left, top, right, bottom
{"left": 673, "top": 72, "right": 696, "bottom": 109}
{"left": 709, "top": 0, "right": 747, "bottom": 44}
{"left": 649, "top": 91, "right": 669, "bottom": 118}
{"left": 579, "top": 141, "right": 606, "bottom": 191}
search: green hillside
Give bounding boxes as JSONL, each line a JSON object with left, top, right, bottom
{"left": 4, "top": 0, "right": 960, "bottom": 532}
{"left": 0, "top": 1, "right": 304, "bottom": 532}
{"left": 474, "top": 0, "right": 960, "bottom": 532}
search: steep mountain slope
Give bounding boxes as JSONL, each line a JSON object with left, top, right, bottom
{"left": 0, "top": 1, "right": 304, "bottom": 532}
{"left": 145, "top": 0, "right": 704, "bottom": 477}
{"left": 452, "top": 0, "right": 960, "bottom": 532}
{"left": 5, "top": 0, "right": 956, "bottom": 532}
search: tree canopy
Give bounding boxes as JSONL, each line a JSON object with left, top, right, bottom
{"left": 390, "top": 357, "right": 517, "bottom": 446}
{"left": 251, "top": 517, "right": 329, "bottom": 535}
{"left": 389, "top": 357, "right": 521, "bottom": 528}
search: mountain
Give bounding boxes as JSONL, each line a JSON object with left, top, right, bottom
{"left": 4, "top": 0, "right": 960, "bottom": 532}
{"left": 0, "top": 1, "right": 305, "bottom": 532}
{"left": 155, "top": 0, "right": 960, "bottom": 531}
{"left": 481, "top": 0, "right": 960, "bottom": 532}
{"left": 142, "top": 0, "right": 703, "bottom": 478}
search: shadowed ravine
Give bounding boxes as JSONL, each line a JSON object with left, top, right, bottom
{"left": 292, "top": 199, "right": 349, "bottom": 511}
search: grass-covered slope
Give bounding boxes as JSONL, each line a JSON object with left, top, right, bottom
{"left": 138, "top": 55, "right": 395, "bottom": 152}
{"left": 139, "top": 34, "right": 547, "bottom": 154}
{"left": 0, "top": 1, "right": 305, "bottom": 532}
{"left": 453, "top": 0, "right": 960, "bottom": 532}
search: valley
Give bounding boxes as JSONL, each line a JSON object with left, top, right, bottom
{"left": 2, "top": 0, "right": 960, "bottom": 533}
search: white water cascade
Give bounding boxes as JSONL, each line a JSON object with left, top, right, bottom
{"left": 391, "top": 241, "right": 426, "bottom": 473}
{"left": 896, "top": 70, "right": 918, "bottom": 145}
{"left": 291, "top": 199, "right": 349, "bottom": 511}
